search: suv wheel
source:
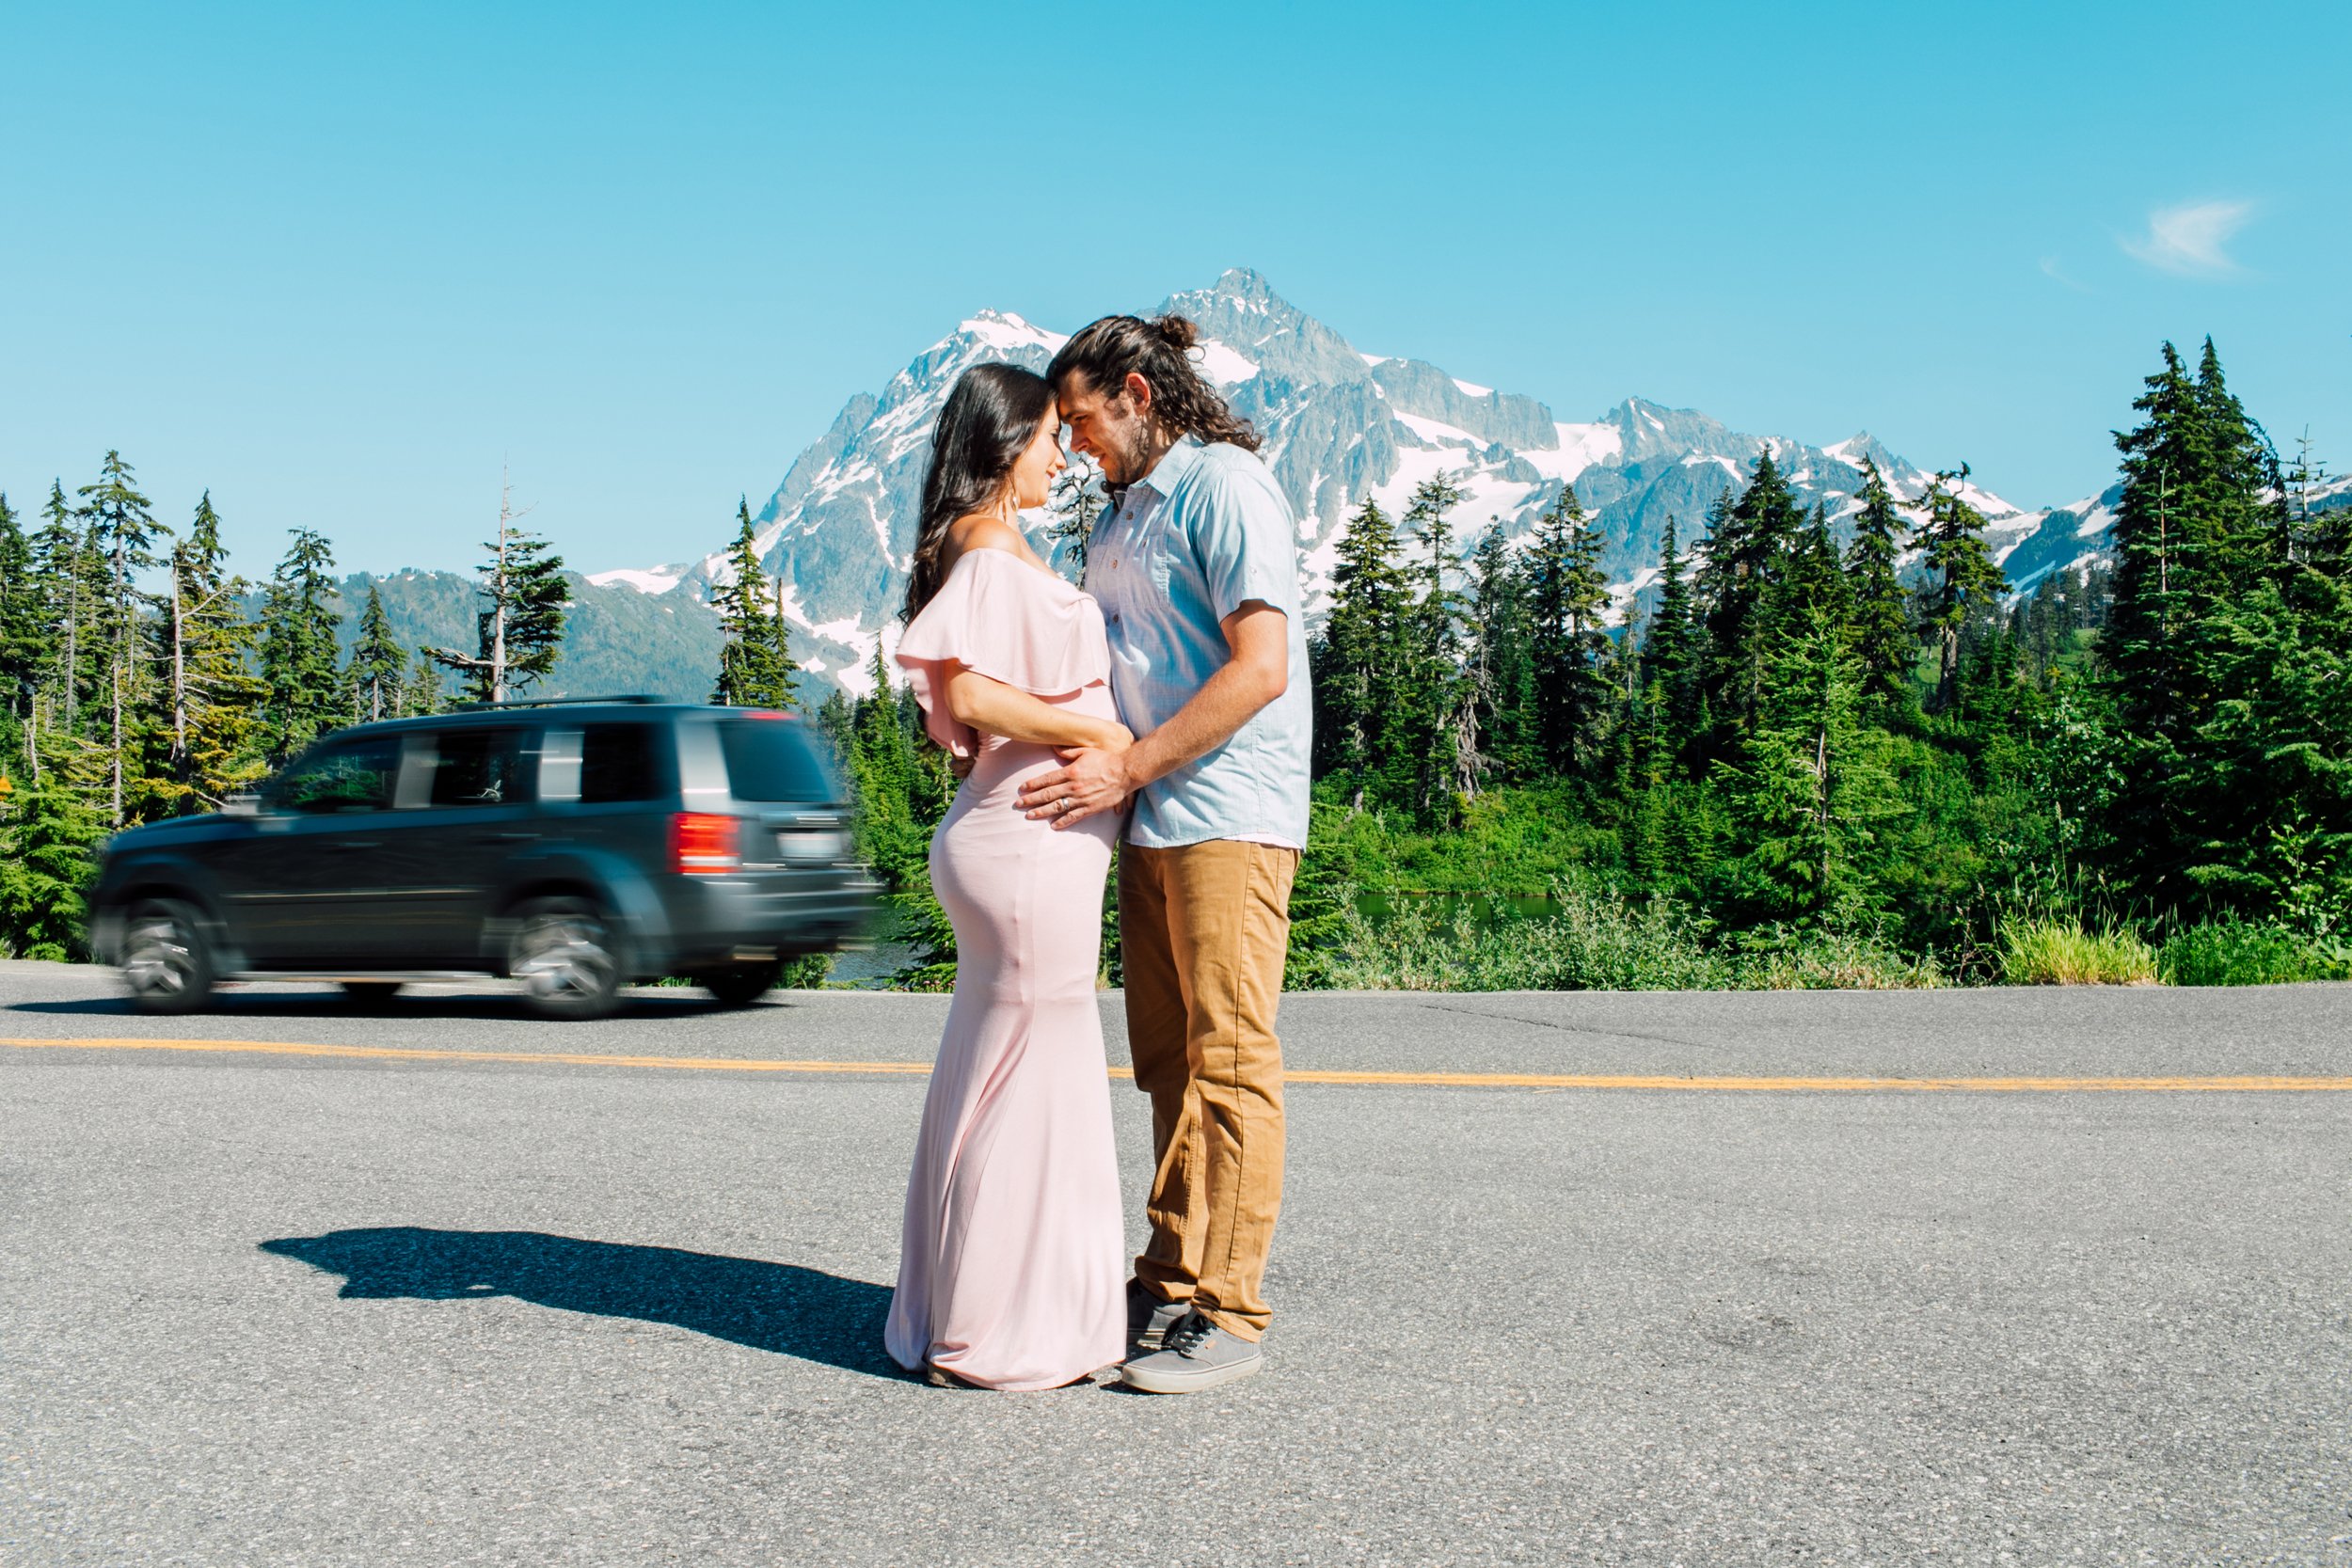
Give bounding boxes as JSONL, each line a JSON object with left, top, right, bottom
{"left": 509, "top": 896, "right": 622, "bottom": 1021}
{"left": 703, "top": 961, "right": 783, "bottom": 1008}
{"left": 122, "top": 899, "right": 216, "bottom": 1015}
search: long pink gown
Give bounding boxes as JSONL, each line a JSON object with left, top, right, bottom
{"left": 883, "top": 547, "right": 1126, "bottom": 1389}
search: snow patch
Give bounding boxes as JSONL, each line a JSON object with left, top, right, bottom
{"left": 1393, "top": 411, "right": 1484, "bottom": 447}
{"left": 1192, "top": 338, "right": 1261, "bottom": 386}
{"left": 587, "top": 566, "right": 682, "bottom": 595}
{"left": 1524, "top": 422, "right": 1623, "bottom": 483}
{"left": 1452, "top": 378, "right": 1492, "bottom": 397}
{"left": 958, "top": 310, "right": 1069, "bottom": 355}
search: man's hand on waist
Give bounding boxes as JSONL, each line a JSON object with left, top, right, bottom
{"left": 1016, "top": 745, "right": 1134, "bottom": 830}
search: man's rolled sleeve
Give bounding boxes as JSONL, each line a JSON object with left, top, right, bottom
{"left": 1197, "top": 467, "right": 1300, "bottom": 623}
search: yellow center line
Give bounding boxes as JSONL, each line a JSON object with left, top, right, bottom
{"left": 5, "top": 1037, "right": 2350, "bottom": 1092}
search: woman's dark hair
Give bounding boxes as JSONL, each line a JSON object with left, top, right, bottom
{"left": 904, "top": 362, "right": 1057, "bottom": 623}
{"left": 1046, "top": 313, "right": 1261, "bottom": 453}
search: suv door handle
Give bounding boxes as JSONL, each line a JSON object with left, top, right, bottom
{"left": 476, "top": 831, "right": 538, "bottom": 844}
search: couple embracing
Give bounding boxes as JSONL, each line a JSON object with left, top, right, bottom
{"left": 881, "top": 313, "right": 1311, "bottom": 1393}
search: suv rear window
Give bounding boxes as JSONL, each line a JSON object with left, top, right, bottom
{"left": 718, "top": 717, "right": 836, "bottom": 802}
{"left": 580, "top": 723, "right": 660, "bottom": 804}
{"left": 427, "top": 727, "right": 535, "bottom": 807}
{"left": 275, "top": 734, "right": 403, "bottom": 815}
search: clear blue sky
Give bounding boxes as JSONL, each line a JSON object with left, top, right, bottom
{"left": 4, "top": 1, "right": 2345, "bottom": 575}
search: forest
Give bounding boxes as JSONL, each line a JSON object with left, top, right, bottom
{"left": 5, "top": 340, "right": 2347, "bottom": 990}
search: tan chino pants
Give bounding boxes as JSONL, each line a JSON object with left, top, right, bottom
{"left": 1119, "top": 839, "right": 1298, "bottom": 1342}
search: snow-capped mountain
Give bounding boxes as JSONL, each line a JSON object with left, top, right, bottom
{"left": 591, "top": 269, "right": 2120, "bottom": 694}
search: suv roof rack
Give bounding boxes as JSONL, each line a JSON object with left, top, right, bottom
{"left": 451, "top": 694, "right": 664, "bottom": 712}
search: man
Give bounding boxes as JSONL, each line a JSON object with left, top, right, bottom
{"left": 1017, "top": 312, "right": 1312, "bottom": 1394}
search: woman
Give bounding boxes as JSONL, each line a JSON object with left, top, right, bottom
{"left": 882, "top": 363, "right": 1131, "bottom": 1390}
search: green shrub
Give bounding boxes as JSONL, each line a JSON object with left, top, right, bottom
{"left": 1997, "top": 917, "right": 2156, "bottom": 985}
{"left": 2158, "top": 918, "right": 2352, "bottom": 987}
{"left": 1323, "top": 878, "right": 1731, "bottom": 991}
{"left": 1730, "top": 927, "right": 1945, "bottom": 990}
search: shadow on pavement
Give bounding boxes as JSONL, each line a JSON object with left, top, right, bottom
{"left": 9, "top": 990, "right": 801, "bottom": 1021}
{"left": 260, "top": 1227, "right": 900, "bottom": 1378}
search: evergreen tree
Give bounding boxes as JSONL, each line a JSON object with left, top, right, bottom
{"left": 30, "top": 483, "right": 98, "bottom": 736}
{"left": 1910, "top": 467, "right": 2004, "bottom": 713}
{"left": 76, "top": 451, "right": 162, "bottom": 823}
{"left": 1695, "top": 448, "right": 1807, "bottom": 741}
{"left": 1634, "top": 515, "right": 1701, "bottom": 769}
{"left": 156, "top": 492, "right": 266, "bottom": 811}
{"left": 0, "top": 494, "right": 41, "bottom": 747}
{"left": 1844, "top": 457, "right": 1914, "bottom": 708}
{"left": 1044, "top": 459, "right": 1107, "bottom": 574}
{"left": 848, "top": 644, "right": 924, "bottom": 875}
{"left": 1463, "top": 521, "right": 1536, "bottom": 785}
{"left": 429, "top": 474, "right": 567, "bottom": 703}
{"left": 1312, "top": 499, "right": 1411, "bottom": 807}
{"left": 1718, "top": 604, "right": 1901, "bottom": 928}
{"left": 345, "top": 584, "right": 408, "bottom": 722}
{"left": 1402, "top": 474, "right": 1470, "bottom": 811}
{"left": 0, "top": 733, "right": 105, "bottom": 960}
{"left": 710, "top": 499, "right": 800, "bottom": 708}
{"left": 257, "top": 528, "right": 345, "bottom": 759}
{"left": 814, "top": 685, "right": 854, "bottom": 767}
{"left": 404, "top": 649, "right": 447, "bottom": 718}
{"left": 1522, "top": 482, "right": 1613, "bottom": 771}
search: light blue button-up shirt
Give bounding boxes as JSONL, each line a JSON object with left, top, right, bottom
{"left": 1085, "top": 436, "right": 1313, "bottom": 849}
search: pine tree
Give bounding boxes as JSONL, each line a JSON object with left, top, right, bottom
{"left": 710, "top": 499, "right": 800, "bottom": 708}
{"left": 2105, "top": 343, "right": 2210, "bottom": 743}
{"left": 1523, "top": 482, "right": 1613, "bottom": 771}
{"left": 345, "top": 584, "right": 408, "bottom": 722}
{"left": 30, "top": 483, "right": 98, "bottom": 738}
{"left": 1638, "top": 515, "right": 1701, "bottom": 760}
{"left": 1719, "top": 603, "right": 1901, "bottom": 928}
{"left": 1695, "top": 447, "right": 1808, "bottom": 741}
{"left": 156, "top": 492, "right": 266, "bottom": 811}
{"left": 75, "top": 451, "right": 161, "bottom": 823}
{"left": 0, "top": 731, "right": 106, "bottom": 959}
{"left": 1463, "top": 521, "right": 1536, "bottom": 785}
{"left": 1312, "top": 499, "right": 1411, "bottom": 807}
{"left": 848, "top": 644, "right": 924, "bottom": 877}
{"left": 1844, "top": 457, "right": 1914, "bottom": 707}
{"left": 1910, "top": 467, "right": 2004, "bottom": 713}
{"left": 1044, "top": 459, "right": 1107, "bottom": 574}
{"left": 428, "top": 472, "right": 568, "bottom": 703}
{"left": 405, "top": 649, "right": 447, "bottom": 718}
{"left": 257, "top": 528, "right": 345, "bottom": 759}
{"left": 0, "top": 494, "right": 41, "bottom": 748}
{"left": 1400, "top": 474, "right": 1471, "bottom": 812}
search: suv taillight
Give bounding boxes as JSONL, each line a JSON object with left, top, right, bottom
{"left": 670, "top": 813, "right": 741, "bottom": 875}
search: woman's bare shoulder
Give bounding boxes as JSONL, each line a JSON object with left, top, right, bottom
{"left": 942, "top": 514, "right": 1026, "bottom": 566}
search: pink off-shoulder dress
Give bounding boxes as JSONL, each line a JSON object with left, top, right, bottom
{"left": 882, "top": 547, "right": 1126, "bottom": 1389}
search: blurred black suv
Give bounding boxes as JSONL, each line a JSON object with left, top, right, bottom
{"left": 87, "top": 700, "right": 878, "bottom": 1019}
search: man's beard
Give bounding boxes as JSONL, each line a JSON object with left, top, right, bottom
{"left": 1098, "top": 414, "right": 1155, "bottom": 485}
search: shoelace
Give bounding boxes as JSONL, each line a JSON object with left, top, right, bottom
{"left": 1163, "top": 1312, "right": 1216, "bottom": 1357}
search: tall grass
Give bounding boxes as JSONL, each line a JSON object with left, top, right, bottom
{"left": 1321, "top": 879, "right": 1941, "bottom": 991}
{"left": 1996, "top": 917, "right": 2156, "bottom": 985}
{"left": 2158, "top": 918, "right": 2352, "bottom": 987}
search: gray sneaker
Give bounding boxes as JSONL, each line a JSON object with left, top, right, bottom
{"left": 1119, "top": 1310, "right": 1263, "bottom": 1394}
{"left": 1128, "top": 1278, "right": 1191, "bottom": 1353}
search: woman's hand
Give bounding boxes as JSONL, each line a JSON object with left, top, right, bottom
{"left": 1093, "top": 721, "right": 1136, "bottom": 754}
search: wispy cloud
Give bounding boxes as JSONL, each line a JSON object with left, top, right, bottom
{"left": 2039, "top": 256, "right": 2092, "bottom": 293}
{"left": 2120, "top": 199, "right": 2256, "bottom": 278}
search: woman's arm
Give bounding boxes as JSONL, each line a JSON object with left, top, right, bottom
{"left": 941, "top": 663, "right": 1132, "bottom": 752}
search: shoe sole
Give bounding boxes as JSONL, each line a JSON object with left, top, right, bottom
{"left": 1119, "top": 1352, "right": 1263, "bottom": 1395}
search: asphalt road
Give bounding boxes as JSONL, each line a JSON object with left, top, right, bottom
{"left": 3, "top": 960, "right": 2348, "bottom": 1566}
